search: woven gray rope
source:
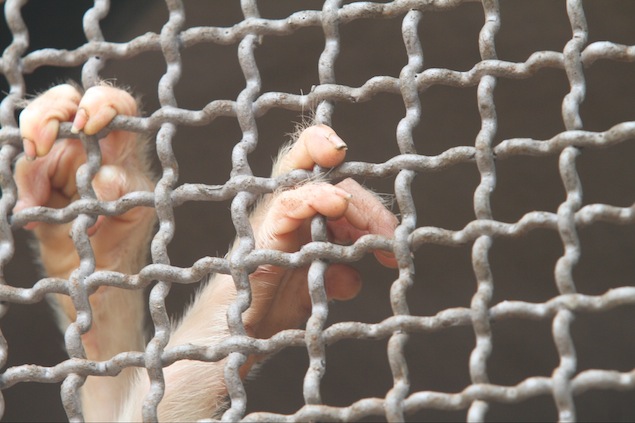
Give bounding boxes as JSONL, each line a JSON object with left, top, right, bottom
{"left": 1, "top": 0, "right": 635, "bottom": 421}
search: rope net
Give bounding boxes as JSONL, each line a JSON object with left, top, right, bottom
{"left": 1, "top": 0, "right": 635, "bottom": 421}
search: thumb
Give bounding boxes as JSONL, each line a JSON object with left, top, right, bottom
{"left": 13, "top": 156, "right": 53, "bottom": 229}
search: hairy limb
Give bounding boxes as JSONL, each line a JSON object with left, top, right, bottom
{"left": 15, "top": 83, "right": 155, "bottom": 421}
{"left": 16, "top": 84, "right": 398, "bottom": 421}
{"left": 120, "top": 125, "right": 398, "bottom": 421}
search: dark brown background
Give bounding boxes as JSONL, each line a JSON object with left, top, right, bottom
{"left": 2, "top": 1, "right": 635, "bottom": 421}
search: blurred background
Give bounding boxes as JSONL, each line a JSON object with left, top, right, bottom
{"left": 1, "top": 0, "right": 635, "bottom": 421}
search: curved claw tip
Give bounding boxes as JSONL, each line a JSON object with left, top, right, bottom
{"left": 71, "top": 108, "right": 88, "bottom": 134}
{"left": 22, "top": 138, "right": 36, "bottom": 160}
{"left": 326, "top": 132, "right": 348, "bottom": 150}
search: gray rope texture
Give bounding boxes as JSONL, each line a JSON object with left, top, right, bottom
{"left": 1, "top": 0, "right": 635, "bottom": 421}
